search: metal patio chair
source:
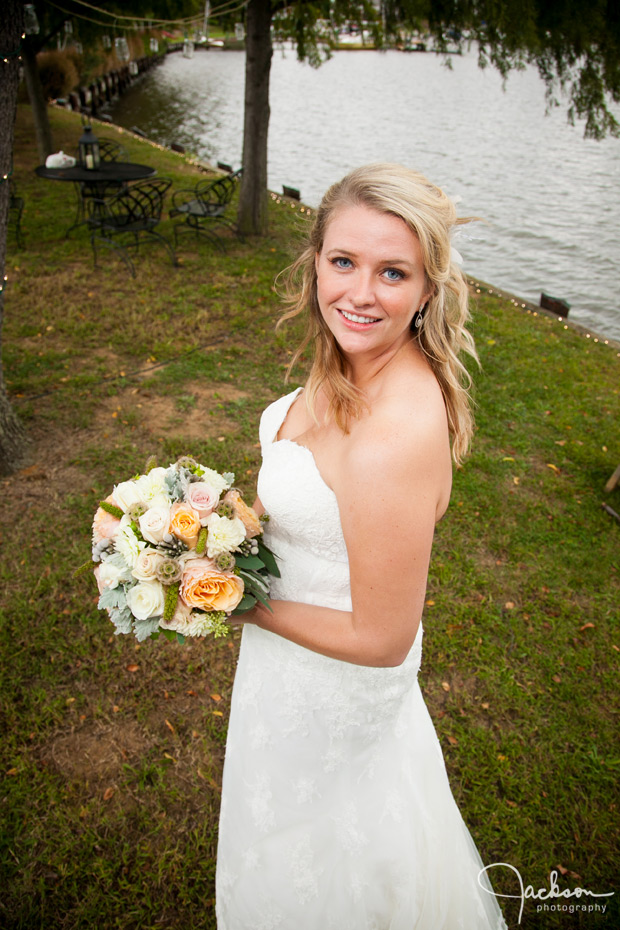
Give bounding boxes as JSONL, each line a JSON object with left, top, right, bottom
{"left": 69, "top": 137, "right": 128, "bottom": 236}
{"left": 170, "top": 168, "right": 242, "bottom": 251}
{"left": 87, "top": 178, "right": 177, "bottom": 277}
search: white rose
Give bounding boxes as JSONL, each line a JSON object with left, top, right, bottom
{"left": 132, "top": 548, "right": 166, "bottom": 581}
{"left": 206, "top": 512, "right": 246, "bottom": 558}
{"left": 138, "top": 505, "right": 170, "bottom": 545}
{"left": 98, "top": 560, "right": 125, "bottom": 590}
{"left": 115, "top": 515, "right": 147, "bottom": 568}
{"left": 137, "top": 467, "right": 171, "bottom": 505}
{"left": 126, "top": 581, "right": 165, "bottom": 621}
{"left": 113, "top": 479, "right": 144, "bottom": 512}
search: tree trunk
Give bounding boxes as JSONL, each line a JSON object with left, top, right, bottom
{"left": 22, "top": 35, "right": 54, "bottom": 162}
{"left": 237, "top": 0, "right": 273, "bottom": 236}
{"left": 0, "top": 0, "right": 29, "bottom": 475}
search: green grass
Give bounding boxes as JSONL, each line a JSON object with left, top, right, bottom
{"left": 1, "top": 104, "right": 619, "bottom": 930}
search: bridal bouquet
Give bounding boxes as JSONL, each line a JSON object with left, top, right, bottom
{"left": 87, "top": 456, "right": 278, "bottom": 643}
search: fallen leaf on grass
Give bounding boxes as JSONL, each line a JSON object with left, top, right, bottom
{"left": 512, "top": 476, "right": 520, "bottom": 485}
{"left": 165, "top": 719, "right": 175, "bottom": 733}
{"left": 6, "top": 768, "right": 18, "bottom": 776}
{"left": 441, "top": 681, "right": 451, "bottom": 692}
{"left": 212, "top": 710, "right": 224, "bottom": 717}
{"left": 163, "top": 753, "right": 176, "bottom": 763}
{"left": 126, "top": 664, "right": 139, "bottom": 673}
{"left": 546, "top": 463, "right": 560, "bottom": 473}
{"left": 481, "top": 702, "right": 490, "bottom": 709}
{"left": 210, "top": 693, "right": 222, "bottom": 702}
{"left": 579, "top": 623, "right": 595, "bottom": 632}
{"left": 103, "top": 787, "right": 115, "bottom": 801}
{"left": 505, "top": 601, "right": 515, "bottom": 610}
{"left": 506, "top": 799, "right": 517, "bottom": 808}
{"left": 425, "top": 599, "right": 435, "bottom": 606}
{"left": 447, "top": 736, "right": 458, "bottom": 746}
{"left": 552, "top": 675, "right": 562, "bottom": 683}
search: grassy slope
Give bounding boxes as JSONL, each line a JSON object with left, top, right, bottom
{"left": 0, "top": 105, "right": 618, "bottom": 930}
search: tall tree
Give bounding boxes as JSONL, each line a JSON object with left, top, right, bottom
{"left": 238, "top": 0, "right": 273, "bottom": 237}
{"left": 0, "top": 0, "right": 28, "bottom": 475}
{"left": 237, "top": 0, "right": 620, "bottom": 235}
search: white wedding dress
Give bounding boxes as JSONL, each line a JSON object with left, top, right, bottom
{"left": 216, "top": 389, "right": 506, "bottom": 930}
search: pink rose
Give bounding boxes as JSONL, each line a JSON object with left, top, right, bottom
{"left": 186, "top": 482, "right": 220, "bottom": 521}
{"left": 92, "top": 495, "right": 121, "bottom": 544}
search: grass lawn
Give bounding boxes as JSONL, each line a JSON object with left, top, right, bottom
{"left": 1, "top": 104, "right": 618, "bottom": 930}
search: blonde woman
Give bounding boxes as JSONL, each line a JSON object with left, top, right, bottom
{"left": 216, "top": 164, "right": 506, "bottom": 929}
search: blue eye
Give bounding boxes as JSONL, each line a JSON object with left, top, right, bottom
{"left": 332, "top": 257, "right": 353, "bottom": 269}
{"left": 384, "top": 268, "right": 404, "bottom": 281}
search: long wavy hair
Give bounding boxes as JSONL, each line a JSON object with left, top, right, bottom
{"left": 277, "top": 163, "right": 479, "bottom": 463}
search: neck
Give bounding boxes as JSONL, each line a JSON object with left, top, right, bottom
{"left": 345, "top": 337, "right": 417, "bottom": 393}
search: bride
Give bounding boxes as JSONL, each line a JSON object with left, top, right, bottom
{"left": 216, "top": 164, "right": 507, "bottom": 929}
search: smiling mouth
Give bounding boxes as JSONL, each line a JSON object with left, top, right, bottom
{"left": 339, "top": 309, "right": 381, "bottom": 324}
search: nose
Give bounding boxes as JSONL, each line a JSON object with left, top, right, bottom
{"left": 349, "top": 269, "right": 375, "bottom": 308}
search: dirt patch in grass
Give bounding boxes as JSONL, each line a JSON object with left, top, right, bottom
{"left": 41, "top": 719, "right": 151, "bottom": 784}
{"left": 95, "top": 381, "right": 247, "bottom": 441}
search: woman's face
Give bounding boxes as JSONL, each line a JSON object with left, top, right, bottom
{"left": 315, "top": 203, "right": 431, "bottom": 363}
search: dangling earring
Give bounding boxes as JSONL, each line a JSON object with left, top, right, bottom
{"left": 414, "top": 303, "right": 425, "bottom": 329}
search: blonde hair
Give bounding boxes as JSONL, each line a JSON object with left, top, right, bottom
{"left": 278, "top": 163, "right": 479, "bottom": 463}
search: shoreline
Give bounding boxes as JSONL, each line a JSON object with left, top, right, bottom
{"left": 44, "top": 100, "right": 620, "bottom": 356}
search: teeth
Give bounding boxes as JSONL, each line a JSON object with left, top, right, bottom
{"left": 341, "top": 310, "right": 380, "bottom": 324}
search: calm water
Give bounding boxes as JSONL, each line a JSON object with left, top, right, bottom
{"left": 109, "top": 48, "right": 620, "bottom": 341}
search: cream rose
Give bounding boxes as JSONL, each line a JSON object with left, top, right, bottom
{"left": 206, "top": 512, "right": 246, "bottom": 558}
{"left": 113, "top": 479, "right": 144, "bottom": 512}
{"left": 180, "top": 558, "right": 244, "bottom": 612}
{"left": 186, "top": 482, "right": 220, "bottom": 522}
{"left": 126, "top": 580, "right": 165, "bottom": 621}
{"left": 138, "top": 505, "right": 171, "bottom": 545}
{"left": 223, "top": 489, "right": 262, "bottom": 539}
{"left": 94, "top": 561, "right": 125, "bottom": 593}
{"left": 132, "top": 548, "right": 166, "bottom": 581}
{"left": 169, "top": 502, "right": 201, "bottom": 548}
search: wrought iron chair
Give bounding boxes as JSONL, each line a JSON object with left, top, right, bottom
{"left": 170, "top": 168, "right": 242, "bottom": 251}
{"left": 87, "top": 178, "right": 178, "bottom": 277}
{"left": 69, "top": 137, "right": 128, "bottom": 237}
{"left": 8, "top": 180, "right": 25, "bottom": 249}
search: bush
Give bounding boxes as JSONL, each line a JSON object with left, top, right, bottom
{"left": 37, "top": 49, "right": 80, "bottom": 99}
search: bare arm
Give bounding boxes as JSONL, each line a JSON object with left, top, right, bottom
{"left": 245, "top": 405, "right": 451, "bottom": 667}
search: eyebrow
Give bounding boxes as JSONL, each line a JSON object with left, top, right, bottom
{"left": 324, "top": 248, "right": 415, "bottom": 267}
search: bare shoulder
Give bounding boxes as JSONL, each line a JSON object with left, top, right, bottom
{"left": 337, "top": 361, "right": 452, "bottom": 517}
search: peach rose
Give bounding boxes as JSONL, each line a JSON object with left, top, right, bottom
{"left": 169, "top": 502, "right": 201, "bottom": 548}
{"left": 180, "top": 558, "right": 244, "bottom": 612}
{"left": 92, "top": 495, "right": 121, "bottom": 544}
{"left": 223, "top": 489, "right": 262, "bottom": 539}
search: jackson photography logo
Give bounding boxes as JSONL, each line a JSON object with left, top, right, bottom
{"left": 478, "top": 862, "right": 615, "bottom": 925}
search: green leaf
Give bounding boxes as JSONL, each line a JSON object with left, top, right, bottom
{"left": 233, "top": 594, "right": 257, "bottom": 614}
{"left": 176, "top": 632, "right": 186, "bottom": 645}
{"left": 160, "top": 628, "right": 177, "bottom": 642}
{"left": 235, "top": 554, "right": 263, "bottom": 570}
{"left": 257, "top": 539, "right": 280, "bottom": 577}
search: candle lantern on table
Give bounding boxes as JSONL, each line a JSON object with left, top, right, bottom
{"left": 79, "top": 123, "right": 101, "bottom": 170}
